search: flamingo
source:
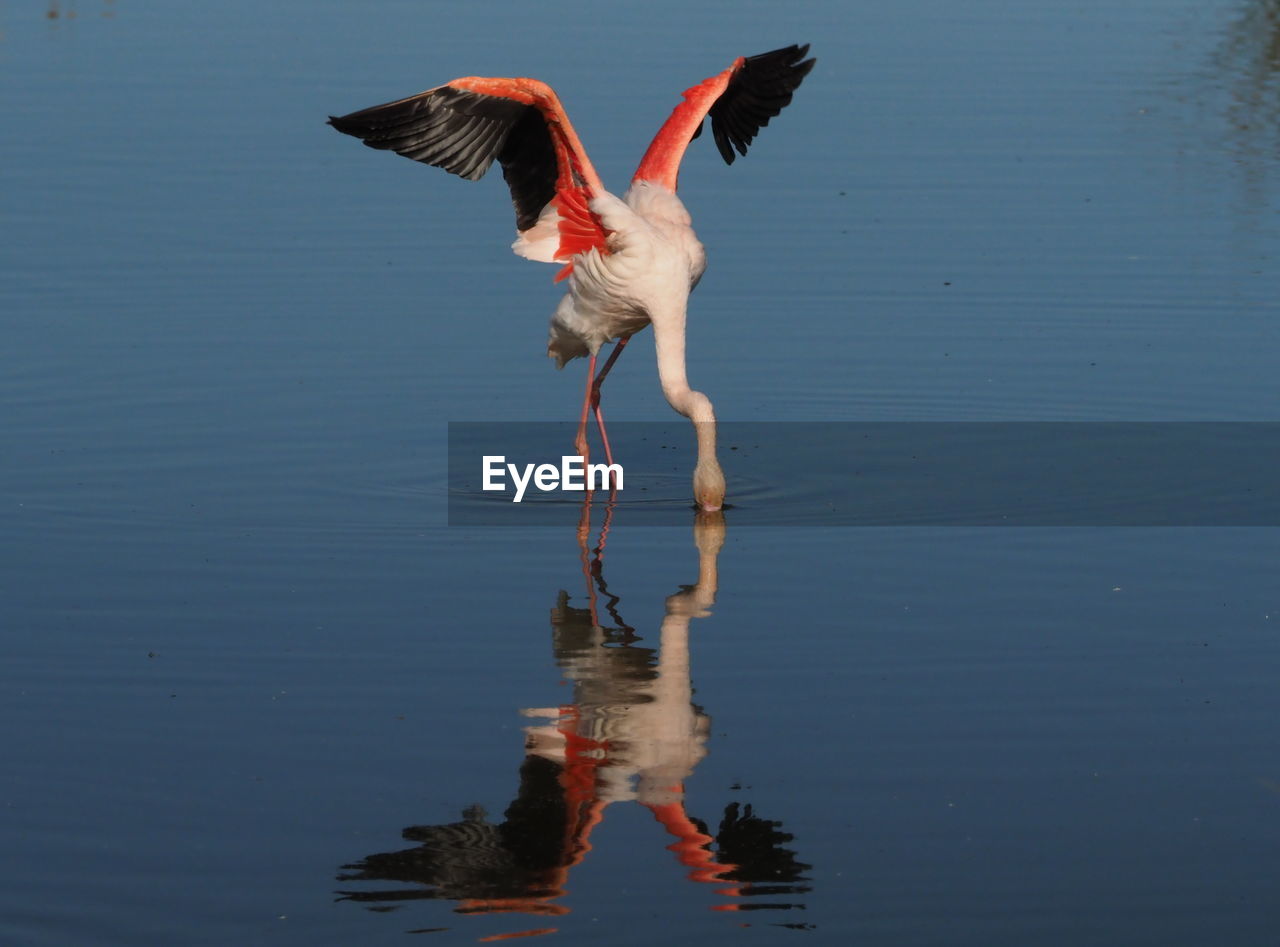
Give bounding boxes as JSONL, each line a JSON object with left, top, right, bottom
{"left": 328, "top": 45, "right": 815, "bottom": 512}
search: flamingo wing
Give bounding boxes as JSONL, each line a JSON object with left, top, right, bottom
{"left": 702, "top": 44, "right": 817, "bottom": 164}
{"left": 328, "top": 78, "right": 608, "bottom": 279}
{"left": 633, "top": 44, "right": 816, "bottom": 190}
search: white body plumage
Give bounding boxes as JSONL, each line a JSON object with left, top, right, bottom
{"left": 516, "top": 181, "right": 706, "bottom": 368}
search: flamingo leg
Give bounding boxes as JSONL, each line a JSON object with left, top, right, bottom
{"left": 574, "top": 352, "right": 597, "bottom": 466}
{"left": 589, "top": 337, "right": 630, "bottom": 480}
{"left": 591, "top": 402, "right": 614, "bottom": 470}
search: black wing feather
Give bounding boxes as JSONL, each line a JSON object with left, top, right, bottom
{"left": 495, "top": 108, "right": 558, "bottom": 232}
{"left": 708, "top": 44, "right": 816, "bottom": 165}
{"left": 328, "top": 86, "right": 558, "bottom": 232}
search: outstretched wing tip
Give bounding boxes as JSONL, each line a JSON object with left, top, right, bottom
{"left": 707, "top": 43, "right": 815, "bottom": 166}
{"left": 328, "top": 84, "right": 546, "bottom": 200}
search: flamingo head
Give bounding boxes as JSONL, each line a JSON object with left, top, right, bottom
{"left": 693, "top": 457, "right": 726, "bottom": 513}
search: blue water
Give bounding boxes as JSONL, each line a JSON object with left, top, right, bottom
{"left": 3, "top": 1, "right": 1279, "bottom": 944}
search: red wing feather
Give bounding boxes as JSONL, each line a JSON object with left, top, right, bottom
{"left": 329, "top": 76, "right": 610, "bottom": 278}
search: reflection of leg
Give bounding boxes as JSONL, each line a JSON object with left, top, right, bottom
{"left": 590, "top": 338, "right": 629, "bottom": 476}
{"left": 586, "top": 497, "right": 636, "bottom": 640}
{"left": 575, "top": 493, "right": 623, "bottom": 629}
{"left": 592, "top": 496, "right": 617, "bottom": 567}
{"left": 576, "top": 495, "right": 600, "bottom": 627}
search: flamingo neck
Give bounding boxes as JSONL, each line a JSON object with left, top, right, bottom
{"left": 652, "top": 313, "right": 725, "bottom": 511}
{"left": 653, "top": 313, "right": 711, "bottom": 422}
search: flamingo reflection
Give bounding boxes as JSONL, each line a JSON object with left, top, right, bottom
{"left": 336, "top": 502, "right": 810, "bottom": 935}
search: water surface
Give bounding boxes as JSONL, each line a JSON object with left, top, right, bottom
{"left": 3, "top": 1, "right": 1279, "bottom": 944}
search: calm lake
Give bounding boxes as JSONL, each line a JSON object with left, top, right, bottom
{"left": 3, "top": 0, "right": 1278, "bottom": 944}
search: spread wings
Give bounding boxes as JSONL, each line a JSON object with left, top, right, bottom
{"left": 327, "top": 48, "right": 816, "bottom": 274}
{"left": 328, "top": 77, "right": 609, "bottom": 280}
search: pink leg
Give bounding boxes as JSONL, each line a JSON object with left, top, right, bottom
{"left": 575, "top": 352, "right": 597, "bottom": 465}
{"left": 589, "top": 338, "right": 630, "bottom": 479}
{"left": 592, "top": 401, "right": 615, "bottom": 470}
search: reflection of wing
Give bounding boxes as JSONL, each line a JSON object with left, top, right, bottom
{"left": 336, "top": 804, "right": 523, "bottom": 906}
{"left": 336, "top": 758, "right": 595, "bottom": 915}
{"left": 645, "top": 798, "right": 810, "bottom": 914}
{"left": 713, "top": 802, "right": 812, "bottom": 909}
